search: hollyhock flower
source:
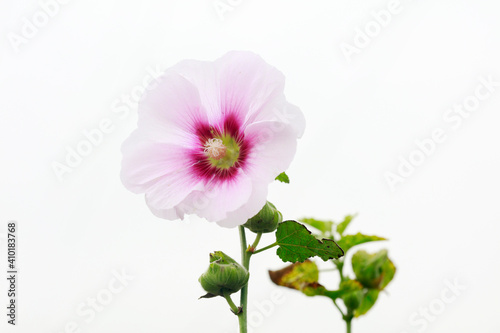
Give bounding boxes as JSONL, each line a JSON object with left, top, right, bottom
{"left": 121, "top": 51, "right": 305, "bottom": 227}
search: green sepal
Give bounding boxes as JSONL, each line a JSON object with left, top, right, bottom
{"left": 379, "top": 258, "right": 396, "bottom": 290}
{"left": 354, "top": 289, "right": 380, "bottom": 317}
{"left": 244, "top": 201, "right": 282, "bottom": 233}
{"left": 339, "top": 280, "right": 364, "bottom": 311}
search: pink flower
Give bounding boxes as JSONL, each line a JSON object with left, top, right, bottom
{"left": 121, "top": 51, "right": 305, "bottom": 228}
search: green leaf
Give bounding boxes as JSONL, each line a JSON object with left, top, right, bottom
{"left": 336, "top": 233, "right": 386, "bottom": 253}
{"left": 316, "top": 279, "right": 363, "bottom": 302}
{"left": 268, "top": 260, "right": 322, "bottom": 296}
{"left": 300, "top": 218, "right": 334, "bottom": 235}
{"left": 275, "top": 221, "right": 344, "bottom": 262}
{"left": 268, "top": 262, "right": 364, "bottom": 301}
{"left": 354, "top": 289, "right": 380, "bottom": 317}
{"left": 268, "top": 261, "right": 333, "bottom": 298}
{"left": 336, "top": 214, "right": 356, "bottom": 236}
{"left": 352, "top": 249, "right": 389, "bottom": 289}
{"left": 379, "top": 258, "right": 396, "bottom": 290}
{"left": 275, "top": 172, "right": 290, "bottom": 184}
{"left": 321, "top": 288, "right": 347, "bottom": 300}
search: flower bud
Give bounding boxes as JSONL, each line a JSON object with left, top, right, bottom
{"left": 340, "top": 280, "right": 363, "bottom": 311}
{"left": 244, "top": 201, "right": 282, "bottom": 233}
{"left": 199, "top": 251, "right": 249, "bottom": 298}
{"left": 352, "top": 250, "right": 388, "bottom": 289}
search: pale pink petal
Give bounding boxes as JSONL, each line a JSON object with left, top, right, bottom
{"left": 137, "top": 71, "right": 208, "bottom": 145}
{"left": 120, "top": 132, "right": 195, "bottom": 193}
{"left": 145, "top": 168, "right": 203, "bottom": 212}
{"left": 176, "top": 169, "right": 253, "bottom": 222}
{"left": 282, "top": 102, "right": 306, "bottom": 138}
{"left": 216, "top": 51, "right": 286, "bottom": 123}
{"left": 167, "top": 59, "right": 221, "bottom": 124}
{"left": 147, "top": 205, "right": 181, "bottom": 220}
{"left": 242, "top": 97, "right": 306, "bottom": 138}
{"left": 215, "top": 52, "right": 305, "bottom": 138}
{"left": 243, "top": 120, "right": 299, "bottom": 183}
{"left": 171, "top": 51, "right": 286, "bottom": 127}
{"left": 216, "top": 180, "right": 269, "bottom": 228}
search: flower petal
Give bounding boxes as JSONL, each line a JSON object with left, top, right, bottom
{"left": 120, "top": 133, "right": 196, "bottom": 193}
{"left": 171, "top": 51, "right": 287, "bottom": 129}
{"left": 138, "top": 71, "right": 208, "bottom": 145}
{"left": 216, "top": 51, "right": 286, "bottom": 123}
{"left": 147, "top": 205, "right": 181, "bottom": 220}
{"left": 145, "top": 167, "right": 203, "bottom": 212}
{"left": 176, "top": 169, "right": 253, "bottom": 222}
{"left": 243, "top": 120, "right": 299, "bottom": 183}
{"left": 216, "top": 180, "right": 269, "bottom": 228}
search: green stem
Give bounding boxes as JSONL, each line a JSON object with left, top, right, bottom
{"left": 319, "top": 268, "right": 337, "bottom": 273}
{"left": 334, "top": 258, "right": 352, "bottom": 333}
{"left": 238, "top": 226, "right": 250, "bottom": 333}
{"left": 252, "top": 242, "right": 278, "bottom": 254}
{"left": 332, "top": 300, "right": 345, "bottom": 317}
{"left": 346, "top": 318, "right": 352, "bottom": 333}
{"left": 223, "top": 290, "right": 239, "bottom": 314}
{"left": 334, "top": 259, "right": 346, "bottom": 282}
{"left": 237, "top": 228, "right": 264, "bottom": 333}
{"left": 343, "top": 309, "right": 354, "bottom": 333}
{"left": 250, "top": 233, "right": 263, "bottom": 251}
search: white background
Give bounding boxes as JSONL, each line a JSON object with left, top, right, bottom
{"left": 1, "top": 0, "right": 500, "bottom": 332}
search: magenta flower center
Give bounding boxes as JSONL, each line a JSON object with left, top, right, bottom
{"left": 191, "top": 114, "right": 250, "bottom": 183}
